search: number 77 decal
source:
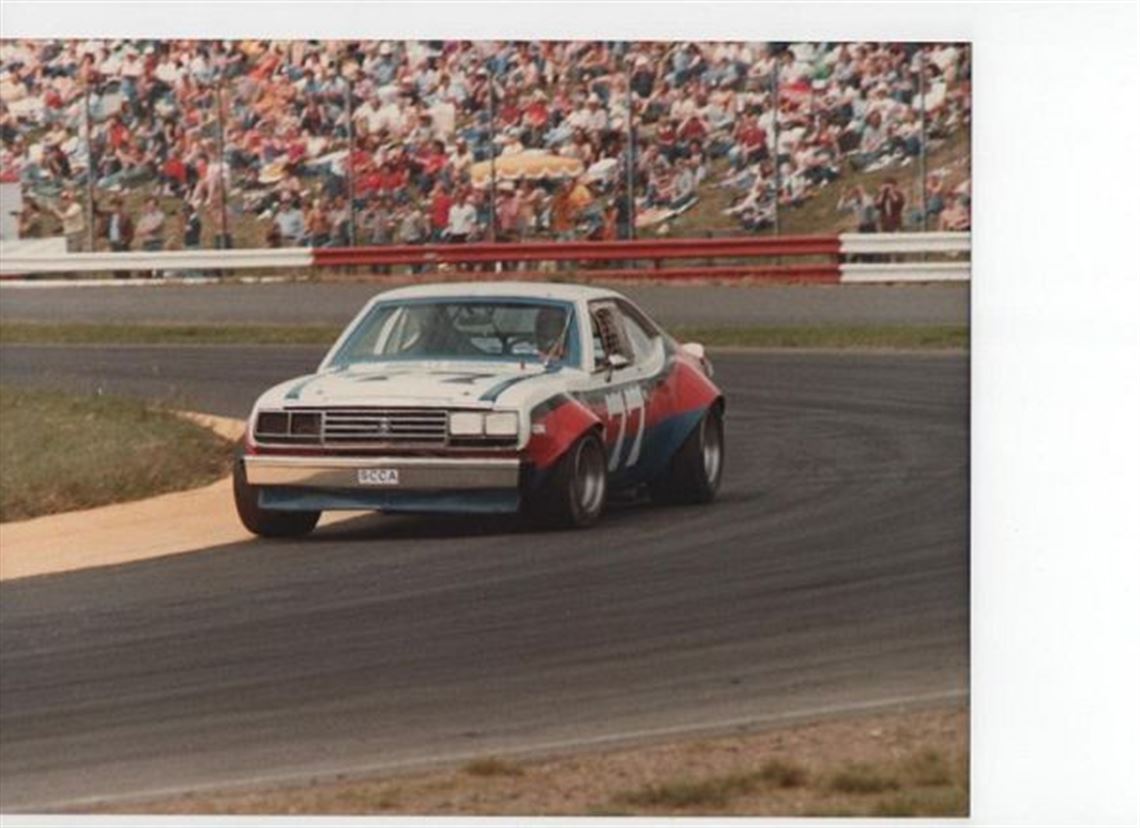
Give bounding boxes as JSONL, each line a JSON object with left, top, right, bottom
{"left": 604, "top": 385, "right": 646, "bottom": 471}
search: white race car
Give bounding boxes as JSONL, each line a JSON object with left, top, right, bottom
{"left": 234, "top": 282, "right": 725, "bottom": 535}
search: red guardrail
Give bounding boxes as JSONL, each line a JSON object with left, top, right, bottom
{"left": 313, "top": 235, "right": 841, "bottom": 273}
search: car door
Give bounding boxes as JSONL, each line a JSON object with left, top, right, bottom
{"left": 586, "top": 300, "right": 668, "bottom": 481}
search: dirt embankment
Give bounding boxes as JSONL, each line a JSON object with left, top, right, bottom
{"left": 112, "top": 704, "right": 967, "bottom": 818}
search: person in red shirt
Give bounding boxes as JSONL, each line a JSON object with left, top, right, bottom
{"left": 428, "top": 181, "right": 452, "bottom": 242}
{"left": 678, "top": 112, "right": 708, "bottom": 144}
{"left": 732, "top": 115, "right": 768, "bottom": 169}
{"left": 656, "top": 118, "right": 678, "bottom": 162}
{"left": 522, "top": 91, "right": 549, "bottom": 146}
{"left": 375, "top": 160, "right": 407, "bottom": 195}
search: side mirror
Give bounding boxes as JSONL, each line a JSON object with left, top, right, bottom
{"left": 600, "top": 351, "right": 630, "bottom": 381}
{"left": 607, "top": 353, "right": 631, "bottom": 370}
{"left": 681, "top": 342, "right": 705, "bottom": 361}
{"left": 681, "top": 341, "right": 714, "bottom": 378}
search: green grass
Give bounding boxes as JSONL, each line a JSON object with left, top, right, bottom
{"left": 673, "top": 324, "right": 968, "bottom": 350}
{"left": 0, "top": 322, "right": 342, "bottom": 346}
{"left": 828, "top": 762, "right": 903, "bottom": 794}
{"left": 462, "top": 757, "right": 525, "bottom": 778}
{"left": 1, "top": 321, "right": 967, "bottom": 350}
{"left": 872, "top": 787, "right": 969, "bottom": 817}
{"left": 757, "top": 758, "right": 809, "bottom": 789}
{"left": 615, "top": 771, "right": 765, "bottom": 809}
{"left": 0, "top": 385, "right": 233, "bottom": 521}
{"left": 903, "top": 747, "right": 954, "bottom": 787}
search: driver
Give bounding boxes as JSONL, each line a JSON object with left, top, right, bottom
{"left": 534, "top": 306, "right": 568, "bottom": 362}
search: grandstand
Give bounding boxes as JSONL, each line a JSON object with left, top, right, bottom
{"left": 0, "top": 40, "right": 971, "bottom": 254}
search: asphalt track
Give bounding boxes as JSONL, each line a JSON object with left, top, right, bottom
{"left": 0, "top": 345, "right": 969, "bottom": 811}
{"left": 0, "top": 281, "right": 969, "bottom": 327}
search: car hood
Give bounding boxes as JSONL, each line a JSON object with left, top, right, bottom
{"left": 257, "top": 360, "right": 565, "bottom": 410}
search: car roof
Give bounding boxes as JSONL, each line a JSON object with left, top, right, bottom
{"left": 371, "top": 281, "right": 623, "bottom": 304}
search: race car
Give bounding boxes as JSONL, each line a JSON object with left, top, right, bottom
{"left": 234, "top": 282, "right": 725, "bottom": 536}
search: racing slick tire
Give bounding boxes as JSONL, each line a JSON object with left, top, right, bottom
{"left": 649, "top": 405, "right": 724, "bottom": 506}
{"left": 233, "top": 457, "right": 321, "bottom": 538}
{"left": 528, "top": 431, "right": 608, "bottom": 529}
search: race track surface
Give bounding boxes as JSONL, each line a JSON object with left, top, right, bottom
{"left": 0, "top": 281, "right": 969, "bottom": 328}
{"left": 0, "top": 347, "right": 969, "bottom": 811}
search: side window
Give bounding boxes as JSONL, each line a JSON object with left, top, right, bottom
{"left": 590, "top": 303, "right": 633, "bottom": 369}
{"left": 620, "top": 308, "right": 657, "bottom": 364}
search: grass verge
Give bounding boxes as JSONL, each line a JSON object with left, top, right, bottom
{"left": 112, "top": 704, "right": 968, "bottom": 817}
{"left": 0, "top": 322, "right": 342, "bottom": 346}
{"left": 1, "top": 321, "right": 967, "bottom": 350}
{"left": 0, "top": 385, "right": 233, "bottom": 522}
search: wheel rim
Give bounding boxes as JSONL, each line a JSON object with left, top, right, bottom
{"left": 701, "top": 414, "right": 723, "bottom": 484}
{"left": 574, "top": 439, "right": 606, "bottom": 516}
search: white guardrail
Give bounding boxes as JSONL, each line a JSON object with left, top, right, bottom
{"left": 838, "top": 231, "right": 971, "bottom": 283}
{"left": 0, "top": 244, "right": 313, "bottom": 276}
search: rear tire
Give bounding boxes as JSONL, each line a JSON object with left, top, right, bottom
{"left": 649, "top": 405, "right": 724, "bottom": 505}
{"left": 528, "top": 431, "right": 607, "bottom": 529}
{"left": 233, "top": 458, "right": 321, "bottom": 538}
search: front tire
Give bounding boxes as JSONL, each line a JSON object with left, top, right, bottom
{"left": 649, "top": 405, "right": 724, "bottom": 505}
{"left": 528, "top": 431, "right": 608, "bottom": 529}
{"left": 233, "top": 458, "right": 321, "bottom": 538}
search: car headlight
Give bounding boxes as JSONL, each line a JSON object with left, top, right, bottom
{"left": 484, "top": 412, "right": 519, "bottom": 437}
{"left": 448, "top": 411, "right": 519, "bottom": 438}
{"left": 256, "top": 411, "right": 289, "bottom": 436}
{"left": 449, "top": 411, "right": 485, "bottom": 436}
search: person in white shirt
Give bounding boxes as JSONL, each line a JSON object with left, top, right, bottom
{"left": 446, "top": 191, "right": 478, "bottom": 242}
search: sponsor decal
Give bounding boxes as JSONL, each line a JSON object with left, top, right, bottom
{"left": 357, "top": 468, "right": 400, "bottom": 486}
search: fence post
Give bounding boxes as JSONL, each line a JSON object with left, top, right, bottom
{"left": 488, "top": 66, "right": 498, "bottom": 244}
{"left": 626, "top": 52, "right": 637, "bottom": 241}
{"left": 214, "top": 79, "right": 231, "bottom": 249}
{"left": 82, "top": 81, "right": 96, "bottom": 251}
{"left": 918, "top": 48, "right": 928, "bottom": 232}
{"left": 770, "top": 50, "right": 780, "bottom": 237}
{"left": 343, "top": 74, "right": 357, "bottom": 246}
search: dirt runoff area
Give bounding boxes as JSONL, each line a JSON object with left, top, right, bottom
{"left": 113, "top": 703, "right": 967, "bottom": 818}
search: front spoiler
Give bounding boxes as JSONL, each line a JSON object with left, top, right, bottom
{"left": 243, "top": 454, "right": 521, "bottom": 490}
{"left": 242, "top": 454, "right": 523, "bottom": 514}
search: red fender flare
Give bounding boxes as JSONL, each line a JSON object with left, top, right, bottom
{"left": 525, "top": 394, "right": 603, "bottom": 471}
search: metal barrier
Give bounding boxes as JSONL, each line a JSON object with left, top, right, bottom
{"left": 0, "top": 233, "right": 969, "bottom": 283}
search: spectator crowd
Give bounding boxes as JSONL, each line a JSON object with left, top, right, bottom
{"left": 1, "top": 39, "right": 971, "bottom": 251}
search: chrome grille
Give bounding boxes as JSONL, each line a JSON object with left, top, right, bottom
{"left": 318, "top": 408, "right": 448, "bottom": 446}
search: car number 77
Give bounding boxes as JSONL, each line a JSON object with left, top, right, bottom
{"left": 604, "top": 385, "right": 646, "bottom": 471}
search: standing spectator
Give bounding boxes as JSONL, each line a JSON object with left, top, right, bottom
{"left": 102, "top": 196, "right": 135, "bottom": 252}
{"left": 136, "top": 197, "right": 167, "bottom": 251}
{"left": 839, "top": 184, "right": 878, "bottom": 234}
{"left": 926, "top": 173, "right": 947, "bottom": 225}
{"left": 496, "top": 181, "right": 520, "bottom": 242}
{"left": 182, "top": 201, "right": 202, "bottom": 249}
{"left": 875, "top": 178, "right": 906, "bottom": 232}
{"left": 397, "top": 202, "right": 428, "bottom": 245}
{"left": 550, "top": 181, "right": 577, "bottom": 241}
{"left": 397, "top": 201, "right": 428, "bottom": 273}
{"left": 305, "top": 197, "right": 332, "bottom": 246}
{"left": 445, "top": 190, "right": 477, "bottom": 243}
{"left": 273, "top": 192, "right": 305, "bottom": 246}
{"left": 428, "top": 181, "right": 452, "bottom": 242}
{"left": 17, "top": 200, "right": 45, "bottom": 239}
{"left": 49, "top": 190, "right": 86, "bottom": 252}
{"left": 939, "top": 194, "right": 970, "bottom": 231}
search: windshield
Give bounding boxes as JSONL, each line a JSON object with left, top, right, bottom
{"left": 329, "top": 299, "right": 580, "bottom": 367}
